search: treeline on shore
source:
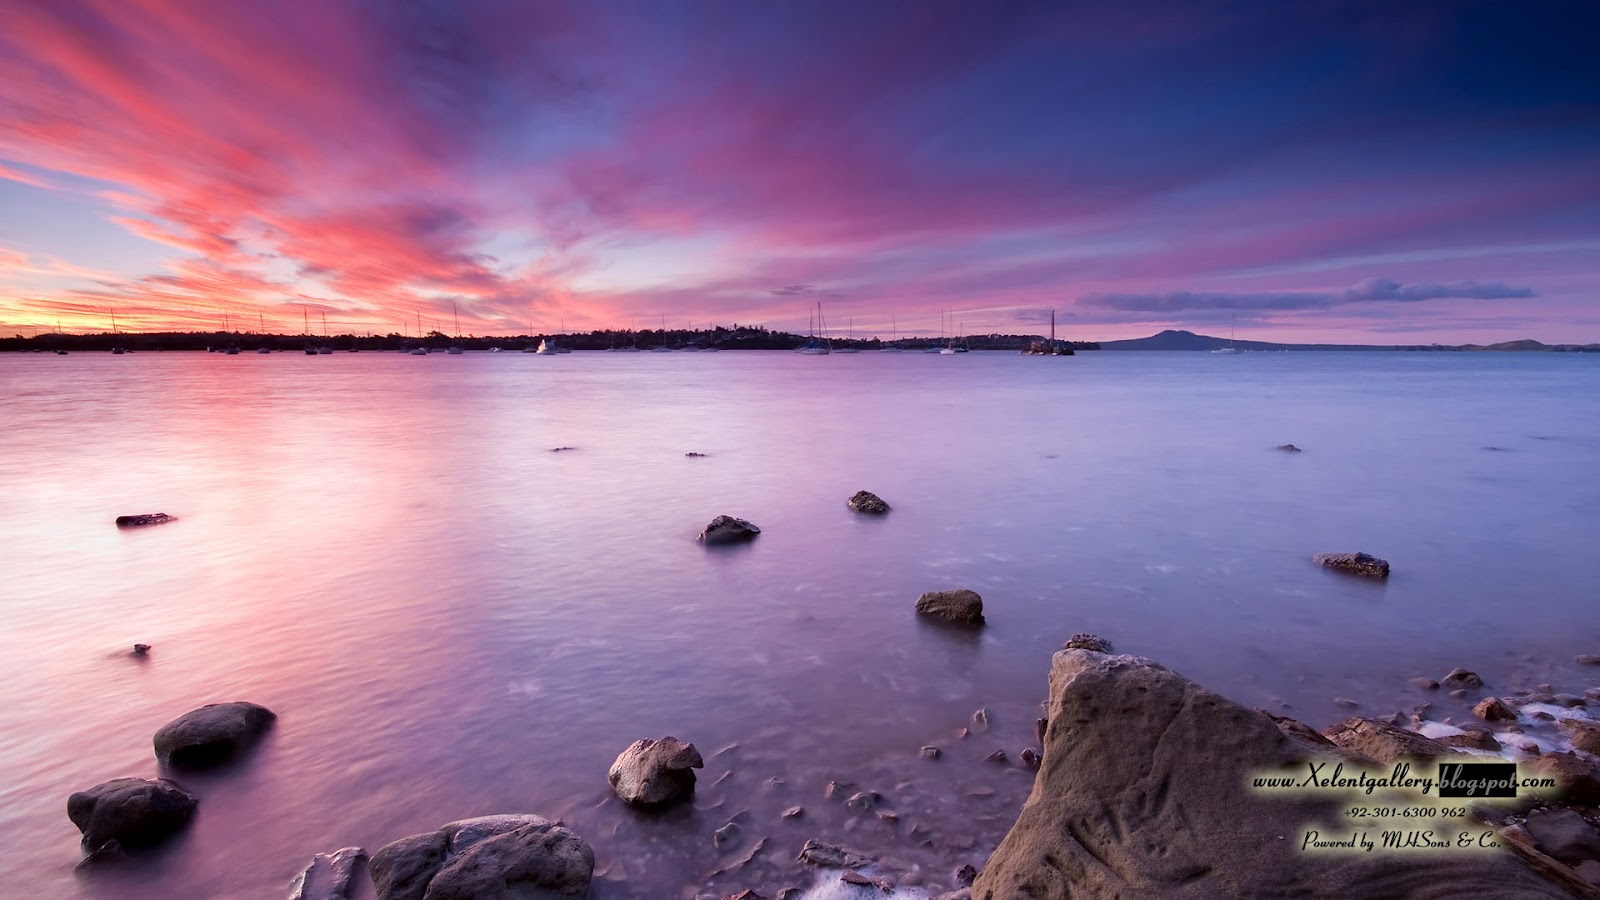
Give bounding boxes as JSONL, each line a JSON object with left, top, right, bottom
{"left": 0, "top": 325, "right": 1101, "bottom": 354}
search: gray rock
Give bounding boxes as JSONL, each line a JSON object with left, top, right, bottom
{"left": 607, "top": 736, "right": 703, "bottom": 806}
{"left": 1322, "top": 716, "right": 1453, "bottom": 763}
{"left": 919, "top": 746, "right": 941, "bottom": 760}
{"left": 288, "top": 846, "right": 367, "bottom": 900}
{"left": 915, "top": 589, "right": 984, "bottom": 625}
{"left": 847, "top": 490, "right": 890, "bottom": 514}
{"left": 67, "top": 777, "right": 196, "bottom": 849}
{"left": 1523, "top": 808, "right": 1600, "bottom": 865}
{"left": 1442, "top": 668, "right": 1484, "bottom": 689}
{"left": 972, "top": 650, "right": 1564, "bottom": 898}
{"left": 1577, "top": 655, "right": 1600, "bottom": 666}
{"left": 1276, "top": 443, "right": 1303, "bottom": 452}
{"left": 1063, "top": 633, "right": 1112, "bottom": 652}
{"left": 1577, "top": 860, "right": 1600, "bottom": 887}
{"left": 371, "top": 815, "right": 591, "bottom": 900}
{"left": 698, "top": 515, "right": 760, "bottom": 544}
{"left": 796, "top": 839, "right": 872, "bottom": 868}
{"left": 1313, "top": 551, "right": 1390, "bottom": 577}
{"left": 153, "top": 701, "right": 277, "bottom": 768}
{"left": 116, "top": 512, "right": 177, "bottom": 527}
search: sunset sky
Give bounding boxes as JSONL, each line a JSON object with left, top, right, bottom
{"left": 1, "top": 1, "right": 1596, "bottom": 343}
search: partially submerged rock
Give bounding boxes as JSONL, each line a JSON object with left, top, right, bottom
{"left": 1443, "top": 668, "right": 1485, "bottom": 689}
{"left": 370, "top": 815, "right": 592, "bottom": 900}
{"left": 289, "top": 846, "right": 367, "bottom": 900}
{"left": 973, "top": 649, "right": 1563, "bottom": 898}
{"left": 915, "top": 589, "right": 984, "bottom": 625}
{"left": 1522, "top": 808, "right": 1600, "bottom": 866}
{"left": 1063, "top": 633, "right": 1112, "bottom": 652}
{"left": 153, "top": 701, "right": 277, "bottom": 769}
{"left": 1313, "top": 551, "right": 1390, "bottom": 577}
{"left": 1474, "top": 697, "right": 1517, "bottom": 721}
{"left": 1560, "top": 718, "right": 1600, "bottom": 755}
{"left": 698, "top": 515, "right": 761, "bottom": 545}
{"left": 1276, "top": 443, "right": 1303, "bottom": 452}
{"left": 115, "top": 513, "right": 177, "bottom": 527}
{"left": 796, "top": 839, "right": 872, "bottom": 869}
{"left": 67, "top": 777, "right": 197, "bottom": 849}
{"left": 847, "top": 490, "right": 890, "bottom": 514}
{"left": 607, "top": 736, "right": 703, "bottom": 807}
{"left": 1322, "top": 716, "right": 1453, "bottom": 763}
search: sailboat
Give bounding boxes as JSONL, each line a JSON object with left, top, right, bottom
{"left": 879, "top": 315, "right": 903, "bottom": 351}
{"left": 447, "top": 304, "right": 464, "bottom": 353}
{"left": 796, "top": 303, "right": 831, "bottom": 354}
{"left": 652, "top": 316, "right": 673, "bottom": 351}
{"left": 1211, "top": 316, "right": 1239, "bottom": 354}
{"left": 834, "top": 317, "right": 860, "bottom": 353}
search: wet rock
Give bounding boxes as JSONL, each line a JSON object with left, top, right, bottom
{"left": 1474, "top": 698, "right": 1517, "bottom": 721}
{"left": 153, "top": 701, "right": 277, "bottom": 769}
{"left": 845, "top": 790, "right": 883, "bottom": 812}
{"left": 919, "top": 746, "right": 942, "bottom": 760}
{"left": 1020, "top": 748, "right": 1041, "bottom": 770}
{"left": 371, "top": 815, "right": 592, "bottom": 900}
{"left": 1322, "top": 717, "right": 1452, "bottom": 763}
{"left": 698, "top": 515, "right": 760, "bottom": 544}
{"left": 986, "top": 749, "right": 1008, "bottom": 765}
{"left": 1276, "top": 444, "right": 1302, "bottom": 452}
{"left": 1334, "top": 698, "right": 1359, "bottom": 709}
{"left": 288, "top": 846, "right": 367, "bottom": 900}
{"left": 1525, "top": 753, "right": 1600, "bottom": 806}
{"left": 1577, "top": 655, "right": 1600, "bottom": 666}
{"left": 724, "top": 892, "right": 764, "bottom": 900}
{"left": 713, "top": 822, "right": 742, "bottom": 848}
{"left": 74, "top": 839, "right": 126, "bottom": 871}
{"left": 1443, "top": 668, "right": 1485, "bottom": 689}
{"left": 840, "top": 871, "right": 874, "bottom": 886}
{"left": 608, "top": 737, "right": 702, "bottom": 807}
{"left": 876, "top": 810, "right": 899, "bottom": 824}
{"left": 1553, "top": 694, "right": 1588, "bottom": 709}
{"left": 1262, "top": 712, "right": 1341, "bottom": 750}
{"left": 847, "top": 490, "right": 890, "bottom": 514}
{"left": 1523, "top": 808, "right": 1600, "bottom": 866}
{"left": 970, "top": 707, "right": 990, "bottom": 731}
{"left": 1560, "top": 719, "right": 1600, "bottom": 755}
{"left": 777, "top": 891, "right": 804, "bottom": 900}
{"left": 131, "top": 643, "right": 151, "bottom": 656}
{"left": 549, "top": 446, "right": 576, "bottom": 452}
{"left": 781, "top": 806, "right": 804, "bottom": 820}
{"left": 1439, "top": 728, "right": 1502, "bottom": 753}
{"left": 685, "top": 452, "right": 709, "bottom": 458}
{"left": 1411, "top": 677, "right": 1441, "bottom": 691}
{"left": 1312, "top": 551, "right": 1390, "bottom": 577}
{"left": 915, "top": 589, "right": 985, "bottom": 625}
{"left": 116, "top": 513, "right": 177, "bottom": 527}
{"left": 1035, "top": 717, "right": 1048, "bottom": 743}
{"left": 953, "top": 863, "right": 978, "bottom": 885}
{"left": 1063, "top": 634, "right": 1112, "bottom": 653}
{"left": 935, "top": 891, "right": 972, "bottom": 900}
{"left": 796, "top": 839, "right": 872, "bottom": 869}
{"left": 824, "top": 780, "right": 857, "bottom": 800}
{"left": 972, "top": 649, "right": 1566, "bottom": 899}
{"left": 67, "top": 778, "right": 196, "bottom": 849}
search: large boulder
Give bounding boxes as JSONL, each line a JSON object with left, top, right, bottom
{"left": 972, "top": 650, "right": 1566, "bottom": 899}
{"left": 698, "top": 515, "right": 761, "bottom": 544}
{"left": 370, "top": 815, "right": 592, "bottom": 900}
{"left": 915, "top": 589, "right": 984, "bottom": 626}
{"left": 1522, "top": 809, "right": 1600, "bottom": 866}
{"left": 1314, "top": 551, "right": 1390, "bottom": 577}
{"left": 153, "top": 701, "right": 277, "bottom": 768}
{"left": 67, "top": 777, "right": 196, "bottom": 849}
{"left": 608, "top": 736, "right": 703, "bottom": 806}
{"left": 847, "top": 491, "right": 890, "bottom": 514}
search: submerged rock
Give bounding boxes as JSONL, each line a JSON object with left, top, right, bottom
{"left": 698, "top": 515, "right": 761, "bottom": 545}
{"left": 973, "top": 649, "right": 1563, "bottom": 898}
{"left": 608, "top": 736, "right": 703, "bottom": 807}
{"left": 1313, "top": 551, "right": 1390, "bottom": 577}
{"left": 115, "top": 513, "right": 177, "bottom": 527}
{"left": 370, "top": 815, "right": 592, "bottom": 900}
{"left": 153, "top": 701, "right": 277, "bottom": 769}
{"left": 288, "top": 846, "right": 367, "bottom": 900}
{"left": 915, "top": 589, "right": 985, "bottom": 625}
{"left": 847, "top": 490, "right": 890, "bottom": 514}
{"left": 67, "top": 777, "right": 196, "bottom": 849}
{"left": 1276, "top": 443, "right": 1303, "bottom": 452}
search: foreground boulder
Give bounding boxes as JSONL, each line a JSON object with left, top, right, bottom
{"left": 1314, "top": 551, "right": 1391, "bottom": 577}
{"left": 115, "top": 513, "right": 177, "bottom": 527}
{"left": 608, "top": 736, "right": 703, "bottom": 806}
{"left": 67, "top": 777, "right": 196, "bottom": 849}
{"left": 371, "top": 815, "right": 592, "bottom": 900}
{"left": 972, "top": 650, "right": 1565, "bottom": 899}
{"left": 915, "top": 589, "right": 985, "bottom": 625}
{"left": 289, "top": 846, "right": 367, "bottom": 900}
{"left": 153, "top": 701, "right": 277, "bottom": 768}
{"left": 698, "top": 515, "right": 761, "bottom": 544}
{"left": 847, "top": 490, "right": 890, "bottom": 514}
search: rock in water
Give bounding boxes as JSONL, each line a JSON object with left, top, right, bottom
{"left": 914, "top": 589, "right": 985, "bottom": 625}
{"left": 370, "top": 815, "right": 592, "bottom": 900}
{"left": 847, "top": 490, "right": 890, "bottom": 514}
{"left": 153, "top": 701, "right": 277, "bottom": 769}
{"left": 698, "top": 515, "right": 761, "bottom": 544}
{"left": 1313, "top": 551, "right": 1390, "bottom": 577}
{"left": 607, "top": 737, "right": 703, "bottom": 806}
{"left": 289, "top": 846, "right": 367, "bottom": 900}
{"left": 115, "top": 513, "right": 177, "bottom": 527}
{"left": 972, "top": 649, "right": 1566, "bottom": 899}
{"left": 67, "top": 777, "right": 197, "bottom": 848}
{"left": 1276, "top": 443, "right": 1303, "bottom": 452}
{"left": 1063, "top": 633, "right": 1112, "bottom": 652}
{"left": 1321, "top": 716, "right": 1452, "bottom": 763}
{"left": 1474, "top": 697, "right": 1517, "bottom": 721}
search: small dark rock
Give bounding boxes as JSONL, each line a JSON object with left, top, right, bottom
{"left": 1411, "top": 677, "right": 1440, "bottom": 691}
{"left": 824, "top": 781, "right": 857, "bottom": 800}
{"left": 781, "top": 806, "right": 804, "bottom": 820}
{"left": 915, "top": 589, "right": 984, "bottom": 625}
{"left": 1063, "top": 633, "right": 1112, "bottom": 653}
{"left": 550, "top": 446, "right": 576, "bottom": 452}
{"left": 1439, "top": 729, "right": 1502, "bottom": 752}
{"left": 153, "top": 701, "right": 276, "bottom": 769}
{"left": 67, "top": 778, "right": 197, "bottom": 848}
{"left": 115, "top": 513, "right": 177, "bottom": 527}
{"left": 1036, "top": 717, "right": 1048, "bottom": 743}
{"left": 1442, "top": 668, "right": 1485, "bottom": 689}
{"left": 1313, "top": 551, "right": 1390, "bottom": 577}
{"left": 1553, "top": 693, "right": 1588, "bottom": 708}
{"left": 1577, "top": 655, "right": 1600, "bottom": 666}
{"left": 1020, "top": 748, "right": 1042, "bottom": 770}
{"left": 713, "top": 822, "right": 742, "bottom": 848}
{"left": 840, "top": 871, "right": 874, "bottom": 886}
{"left": 847, "top": 490, "right": 890, "bottom": 514}
{"left": 698, "top": 515, "right": 761, "bottom": 544}
{"left": 844, "top": 790, "right": 883, "bottom": 812}
{"left": 1526, "top": 752, "right": 1600, "bottom": 805}
{"left": 1334, "top": 698, "right": 1359, "bottom": 709}
{"left": 1321, "top": 716, "right": 1451, "bottom": 763}
{"left": 685, "top": 452, "right": 709, "bottom": 458}
{"left": 1523, "top": 808, "right": 1600, "bottom": 866}
{"left": 953, "top": 863, "right": 978, "bottom": 886}
{"left": 289, "top": 846, "right": 367, "bottom": 900}
{"left": 724, "top": 892, "right": 765, "bottom": 900}
{"left": 132, "top": 643, "right": 151, "bottom": 656}
{"left": 1276, "top": 444, "right": 1302, "bottom": 452}
{"left": 985, "top": 749, "right": 1008, "bottom": 765}
{"left": 919, "top": 746, "right": 941, "bottom": 760}
{"left": 796, "top": 839, "right": 872, "bottom": 868}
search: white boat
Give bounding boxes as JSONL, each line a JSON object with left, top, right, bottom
{"left": 535, "top": 339, "right": 557, "bottom": 355}
{"left": 879, "top": 316, "right": 903, "bottom": 351}
{"left": 796, "top": 302, "right": 831, "bottom": 354}
{"left": 446, "top": 346, "right": 464, "bottom": 354}
{"left": 834, "top": 317, "right": 860, "bottom": 353}
{"left": 257, "top": 347, "right": 271, "bottom": 354}
{"left": 1211, "top": 316, "right": 1239, "bottom": 354}
{"left": 410, "top": 347, "right": 429, "bottom": 356}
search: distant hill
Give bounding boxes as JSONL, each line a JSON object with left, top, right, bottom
{"left": 1099, "top": 330, "right": 1599, "bottom": 352}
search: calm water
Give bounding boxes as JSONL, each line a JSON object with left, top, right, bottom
{"left": 1, "top": 349, "right": 1597, "bottom": 898}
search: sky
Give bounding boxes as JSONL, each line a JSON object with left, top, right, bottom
{"left": 1, "top": 0, "right": 1597, "bottom": 344}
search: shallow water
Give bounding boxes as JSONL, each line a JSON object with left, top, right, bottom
{"left": 0, "top": 349, "right": 1596, "bottom": 898}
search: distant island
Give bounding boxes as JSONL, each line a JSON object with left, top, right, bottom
{"left": 1099, "top": 329, "right": 1600, "bottom": 352}
{"left": 3, "top": 326, "right": 1595, "bottom": 353}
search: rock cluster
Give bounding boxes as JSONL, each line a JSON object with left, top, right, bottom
{"left": 370, "top": 815, "right": 593, "bottom": 900}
